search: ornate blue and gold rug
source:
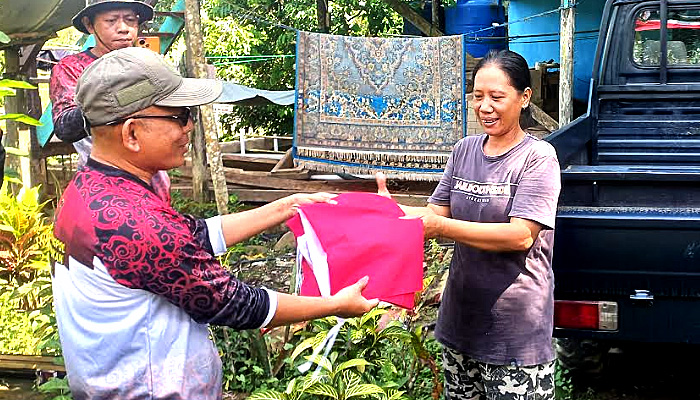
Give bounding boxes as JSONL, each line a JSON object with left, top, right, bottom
{"left": 294, "top": 32, "right": 466, "bottom": 181}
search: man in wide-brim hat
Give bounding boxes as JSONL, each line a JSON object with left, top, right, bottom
{"left": 72, "top": 0, "right": 153, "bottom": 35}
{"left": 50, "top": 0, "right": 170, "bottom": 197}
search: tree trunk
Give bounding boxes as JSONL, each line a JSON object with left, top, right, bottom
{"left": 184, "top": 0, "right": 229, "bottom": 214}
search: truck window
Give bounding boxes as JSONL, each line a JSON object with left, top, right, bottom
{"left": 633, "top": 9, "right": 700, "bottom": 66}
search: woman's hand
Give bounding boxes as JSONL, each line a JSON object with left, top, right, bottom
{"left": 420, "top": 213, "right": 446, "bottom": 239}
{"left": 376, "top": 172, "right": 391, "bottom": 198}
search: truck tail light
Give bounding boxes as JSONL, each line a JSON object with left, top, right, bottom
{"left": 554, "top": 300, "right": 618, "bottom": 331}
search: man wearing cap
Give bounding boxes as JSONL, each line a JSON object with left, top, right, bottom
{"left": 49, "top": 1, "right": 163, "bottom": 176}
{"left": 51, "top": 46, "right": 378, "bottom": 400}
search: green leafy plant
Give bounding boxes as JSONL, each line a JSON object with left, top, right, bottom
{"left": 213, "top": 326, "right": 282, "bottom": 394}
{"left": 555, "top": 361, "right": 574, "bottom": 399}
{"left": 249, "top": 353, "right": 407, "bottom": 400}
{"left": 0, "top": 183, "right": 54, "bottom": 310}
{"left": 0, "top": 79, "right": 42, "bottom": 125}
{"left": 201, "top": 0, "right": 403, "bottom": 136}
{"left": 170, "top": 190, "right": 241, "bottom": 218}
{"left": 0, "top": 291, "right": 40, "bottom": 354}
{"left": 38, "top": 376, "right": 73, "bottom": 400}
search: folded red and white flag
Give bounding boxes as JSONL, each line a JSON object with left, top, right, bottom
{"left": 287, "top": 192, "right": 424, "bottom": 309}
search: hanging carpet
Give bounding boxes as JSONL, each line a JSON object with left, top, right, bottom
{"left": 293, "top": 32, "right": 466, "bottom": 181}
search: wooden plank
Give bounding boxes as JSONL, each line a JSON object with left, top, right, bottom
{"left": 559, "top": 0, "right": 575, "bottom": 126}
{"left": 269, "top": 168, "right": 310, "bottom": 180}
{"left": 382, "top": 0, "right": 443, "bottom": 37}
{"left": 179, "top": 166, "right": 375, "bottom": 192}
{"left": 271, "top": 149, "right": 294, "bottom": 172}
{"left": 230, "top": 189, "right": 429, "bottom": 206}
{"left": 531, "top": 103, "right": 559, "bottom": 133}
{"left": 0, "top": 355, "right": 65, "bottom": 372}
{"left": 221, "top": 153, "right": 280, "bottom": 171}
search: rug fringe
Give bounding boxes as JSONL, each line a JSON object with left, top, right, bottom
{"left": 296, "top": 159, "right": 443, "bottom": 181}
{"left": 296, "top": 148, "right": 449, "bottom": 169}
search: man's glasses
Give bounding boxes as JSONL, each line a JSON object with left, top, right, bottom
{"left": 103, "top": 108, "right": 193, "bottom": 127}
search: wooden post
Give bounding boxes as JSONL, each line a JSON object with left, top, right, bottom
{"left": 317, "top": 0, "right": 331, "bottom": 33}
{"left": 22, "top": 46, "right": 46, "bottom": 189}
{"left": 184, "top": 51, "right": 207, "bottom": 203}
{"left": 2, "top": 46, "right": 44, "bottom": 188}
{"left": 184, "top": 0, "right": 229, "bottom": 214}
{"left": 559, "top": 0, "right": 575, "bottom": 126}
{"left": 3, "top": 49, "right": 21, "bottom": 180}
{"left": 382, "top": 0, "right": 444, "bottom": 36}
{"left": 432, "top": 0, "right": 440, "bottom": 32}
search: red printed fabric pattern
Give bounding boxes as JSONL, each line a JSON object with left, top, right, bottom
{"left": 64, "top": 160, "right": 270, "bottom": 328}
{"left": 49, "top": 51, "right": 97, "bottom": 143}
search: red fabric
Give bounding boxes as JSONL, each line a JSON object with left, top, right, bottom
{"left": 288, "top": 192, "right": 424, "bottom": 309}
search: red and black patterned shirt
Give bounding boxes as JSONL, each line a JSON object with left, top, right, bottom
{"left": 52, "top": 158, "right": 277, "bottom": 400}
{"left": 49, "top": 50, "right": 97, "bottom": 143}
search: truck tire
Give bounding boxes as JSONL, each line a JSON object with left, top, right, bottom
{"left": 554, "top": 338, "right": 609, "bottom": 375}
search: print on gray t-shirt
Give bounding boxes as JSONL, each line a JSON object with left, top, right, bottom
{"left": 429, "top": 134, "right": 561, "bottom": 366}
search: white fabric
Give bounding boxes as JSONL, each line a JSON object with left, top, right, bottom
{"left": 261, "top": 288, "right": 278, "bottom": 328}
{"left": 293, "top": 209, "right": 345, "bottom": 374}
{"left": 51, "top": 223, "right": 279, "bottom": 399}
{"left": 205, "top": 215, "right": 278, "bottom": 328}
{"left": 53, "top": 256, "right": 221, "bottom": 399}
{"left": 205, "top": 216, "right": 227, "bottom": 255}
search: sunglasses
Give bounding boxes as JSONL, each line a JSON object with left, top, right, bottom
{"left": 103, "top": 107, "right": 193, "bottom": 127}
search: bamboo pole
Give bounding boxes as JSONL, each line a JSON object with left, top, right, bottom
{"left": 184, "top": 0, "right": 229, "bottom": 214}
{"left": 432, "top": 0, "right": 440, "bottom": 32}
{"left": 317, "top": 0, "right": 331, "bottom": 33}
{"left": 559, "top": 0, "right": 575, "bottom": 126}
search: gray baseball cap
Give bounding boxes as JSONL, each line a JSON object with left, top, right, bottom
{"left": 76, "top": 47, "right": 223, "bottom": 127}
{"left": 73, "top": 0, "right": 154, "bottom": 34}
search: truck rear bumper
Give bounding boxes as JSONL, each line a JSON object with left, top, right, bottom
{"left": 553, "top": 297, "right": 700, "bottom": 344}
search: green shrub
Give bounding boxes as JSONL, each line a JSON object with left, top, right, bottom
{"left": 0, "top": 291, "right": 40, "bottom": 354}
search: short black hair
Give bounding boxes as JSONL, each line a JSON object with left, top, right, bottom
{"left": 472, "top": 49, "right": 537, "bottom": 130}
{"left": 472, "top": 49, "right": 531, "bottom": 93}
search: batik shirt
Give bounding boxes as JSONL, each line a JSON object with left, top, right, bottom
{"left": 49, "top": 49, "right": 171, "bottom": 195}
{"left": 49, "top": 50, "right": 97, "bottom": 164}
{"left": 429, "top": 134, "right": 561, "bottom": 366}
{"left": 51, "top": 158, "right": 278, "bottom": 400}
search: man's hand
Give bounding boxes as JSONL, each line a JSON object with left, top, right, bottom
{"left": 330, "top": 276, "right": 379, "bottom": 318}
{"left": 287, "top": 192, "right": 337, "bottom": 209}
{"left": 283, "top": 192, "right": 337, "bottom": 219}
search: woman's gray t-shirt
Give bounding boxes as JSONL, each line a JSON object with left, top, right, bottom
{"left": 429, "top": 133, "right": 561, "bottom": 366}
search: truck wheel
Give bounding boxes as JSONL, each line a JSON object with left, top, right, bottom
{"left": 554, "top": 338, "right": 609, "bottom": 375}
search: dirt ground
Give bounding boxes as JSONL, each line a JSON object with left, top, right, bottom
{"left": 569, "top": 343, "right": 700, "bottom": 400}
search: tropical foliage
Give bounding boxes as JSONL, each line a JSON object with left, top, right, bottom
{"left": 0, "top": 183, "right": 54, "bottom": 309}
{"left": 200, "top": 0, "right": 405, "bottom": 136}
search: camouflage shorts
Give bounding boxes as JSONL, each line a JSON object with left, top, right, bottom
{"left": 442, "top": 346, "right": 555, "bottom": 400}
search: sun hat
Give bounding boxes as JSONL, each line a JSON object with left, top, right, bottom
{"left": 73, "top": 0, "right": 154, "bottom": 34}
{"left": 76, "top": 47, "right": 223, "bottom": 126}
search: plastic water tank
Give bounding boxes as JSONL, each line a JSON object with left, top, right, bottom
{"left": 445, "top": 0, "right": 507, "bottom": 58}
